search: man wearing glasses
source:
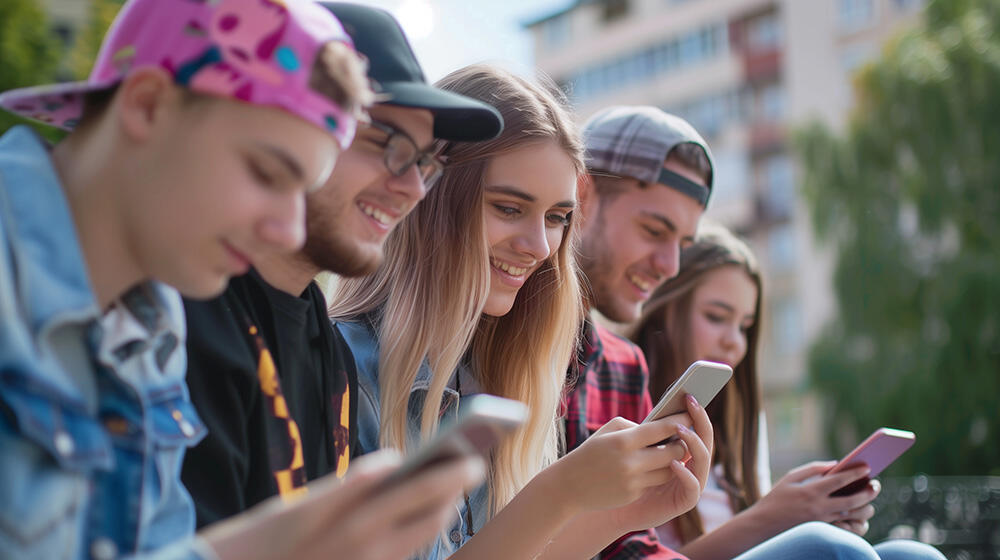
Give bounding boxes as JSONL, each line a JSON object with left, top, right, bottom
{"left": 180, "top": 2, "right": 502, "bottom": 528}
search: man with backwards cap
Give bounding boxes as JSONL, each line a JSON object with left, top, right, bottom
{"left": 565, "top": 106, "right": 715, "bottom": 558}
{"left": 180, "top": 0, "right": 503, "bottom": 540}
{"left": 0, "top": 0, "right": 487, "bottom": 559}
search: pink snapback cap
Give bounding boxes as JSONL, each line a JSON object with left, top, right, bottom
{"left": 0, "top": 0, "right": 359, "bottom": 148}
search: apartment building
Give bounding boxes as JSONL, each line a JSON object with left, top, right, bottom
{"left": 526, "top": 0, "right": 924, "bottom": 473}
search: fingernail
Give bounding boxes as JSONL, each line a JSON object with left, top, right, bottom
{"left": 677, "top": 424, "right": 689, "bottom": 434}
{"left": 686, "top": 394, "right": 700, "bottom": 408}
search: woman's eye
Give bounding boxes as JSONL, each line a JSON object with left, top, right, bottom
{"left": 547, "top": 213, "right": 571, "bottom": 227}
{"left": 493, "top": 204, "right": 519, "bottom": 216}
{"left": 705, "top": 313, "right": 724, "bottom": 324}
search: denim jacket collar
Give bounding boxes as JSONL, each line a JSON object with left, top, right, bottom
{"left": 95, "top": 281, "right": 187, "bottom": 389}
{"left": 0, "top": 126, "right": 100, "bottom": 400}
{"left": 355, "top": 312, "right": 460, "bottom": 406}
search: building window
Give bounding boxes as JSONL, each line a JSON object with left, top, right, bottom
{"left": 746, "top": 12, "right": 783, "bottom": 50}
{"left": 764, "top": 153, "right": 795, "bottom": 214}
{"left": 773, "top": 297, "right": 804, "bottom": 354}
{"left": 543, "top": 15, "right": 571, "bottom": 49}
{"left": 705, "top": 149, "right": 749, "bottom": 205}
{"left": 567, "top": 21, "right": 727, "bottom": 103}
{"left": 755, "top": 82, "right": 785, "bottom": 122}
{"left": 838, "top": 0, "right": 876, "bottom": 33}
{"left": 892, "top": 0, "right": 924, "bottom": 12}
{"left": 602, "top": 0, "right": 630, "bottom": 23}
{"left": 665, "top": 87, "right": 744, "bottom": 139}
{"left": 656, "top": 37, "right": 681, "bottom": 73}
{"left": 767, "top": 224, "right": 797, "bottom": 271}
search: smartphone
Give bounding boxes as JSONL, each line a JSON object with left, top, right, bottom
{"left": 826, "top": 427, "right": 916, "bottom": 496}
{"left": 643, "top": 360, "right": 733, "bottom": 424}
{"left": 381, "top": 394, "right": 529, "bottom": 488}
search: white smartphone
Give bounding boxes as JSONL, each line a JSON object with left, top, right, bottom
{"left": 643, "top": 360, "right": 733, "bottom": 424}
{"left": 381, "top": 394, "right": 528, "bottom": 488}
{"left": 826, "top": 427, "right": 915, "bottom": 496}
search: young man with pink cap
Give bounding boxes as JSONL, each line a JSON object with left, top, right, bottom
{"left": 0, "top": 1, "right": 482, "bottom": 558}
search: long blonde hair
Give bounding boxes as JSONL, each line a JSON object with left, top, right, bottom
{"left": 328, "top": 64, "right": 584, "bottom": 516}
{"left": 628, "top": 222, "right": 763, "bottom": 543}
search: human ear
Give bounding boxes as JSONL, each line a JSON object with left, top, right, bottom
{"left": 576, "top": 174, "right": 599, "bottom": 228}
{"left": 114, "top": 67, "right": 181, "bottom": 144}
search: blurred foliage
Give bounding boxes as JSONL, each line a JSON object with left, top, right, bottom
{"left": 0, "top": 0, "right": 122, "bottom": 140}
{"left": 69, "top": 0, "right": 125, "bottom": 81}
{"left": 0, "top": 0, "right": 64, "bottom": 140}
{"left": 796, "top": 0, "right": 1000, "bottom": 476}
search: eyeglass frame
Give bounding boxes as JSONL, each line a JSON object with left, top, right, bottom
{"left": 366, "top": 120, "right": 445, "bottom": 187}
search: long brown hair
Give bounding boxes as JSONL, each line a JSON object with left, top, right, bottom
{"left": 328, "top": 64, "right": 584, "bottom": 516}
{"left": 627, "top": 222, "right": 763, "bottom": 543}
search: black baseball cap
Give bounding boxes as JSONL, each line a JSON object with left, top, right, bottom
{"left": 321, "top": 2, "right": 503, "bottom": 142}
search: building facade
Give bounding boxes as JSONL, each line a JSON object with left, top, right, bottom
{"left": 527, "top": 0, "right": 924, "bottom": 474}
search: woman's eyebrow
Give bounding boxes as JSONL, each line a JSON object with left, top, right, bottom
{"left": 486, "top": 185, "right": 576, "bottom": 209}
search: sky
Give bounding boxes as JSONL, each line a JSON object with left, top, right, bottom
{"left": 350, "top": 0, "right": 573, "bottom": 82}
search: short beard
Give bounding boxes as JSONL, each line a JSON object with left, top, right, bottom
{"left": 578, "top": 205, "right": 634, "bottom": 324}
{"left": 300, "top": 212, "right": 380, "bottom": 278}
{"left": 578, "top": 217, "right": 615, "bottom": 316}
{"left": 578, "top": 242, "right": 623, "bottom": 321}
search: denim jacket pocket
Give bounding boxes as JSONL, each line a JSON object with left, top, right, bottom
{"left": 148, "top": 384, "right": 206, "bottom": 449}
{"left": 0, "top": 378, "right": 111, "bottom": 559}
{"left": 139, "top": 386, "right": 206, "bottom": 550}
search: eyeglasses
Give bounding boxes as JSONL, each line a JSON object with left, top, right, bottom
{"left": 367, "top": 120, "right": 444, "bottom": 187}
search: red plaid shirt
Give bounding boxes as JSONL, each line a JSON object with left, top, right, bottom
{"left": 563, "top": 320, "right": 688, "bottom": 560}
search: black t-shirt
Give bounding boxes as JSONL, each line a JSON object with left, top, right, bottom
{"left": 181, "top": 269, "right": 357, "bottom": 528}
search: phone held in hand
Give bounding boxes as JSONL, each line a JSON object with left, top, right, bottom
{"left": 643, "top": 360, "right": 733, "bottom": 424}
{"left": 381, "top": 394, "right": 529, "bottom": 488}
{"left": 826, "top": 427, "right": 916, "bottom": 497}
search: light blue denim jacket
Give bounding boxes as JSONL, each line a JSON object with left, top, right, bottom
{"left": 335, "top": 318, "right": 489, "bottom": 560}
{"left": 0, "top": 126, "right": 209, "bottom": 560}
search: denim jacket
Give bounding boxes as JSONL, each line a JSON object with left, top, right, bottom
{"left": 0, "top": 126, "right": 209, "bottom": 560}
{"left": 335, "top": 318, "right": 489, "bottom": 560}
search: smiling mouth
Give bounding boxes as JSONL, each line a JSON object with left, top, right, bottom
{"left": 222, "top": 241, "right": 251, "bottom": 273}
{"left": 627, "top": 272, "right": 654, "bottom": 293}
{"left": 491, "top": 257, "right": 529, "bottom": 277}
{"left": 358, "top": 201, "right": 393, "bottom": 226}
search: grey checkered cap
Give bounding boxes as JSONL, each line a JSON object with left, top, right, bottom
{"left": 582, "top": 105, "right": 714, "bottom": 196}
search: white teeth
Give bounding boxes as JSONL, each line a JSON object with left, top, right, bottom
{"left": 628, "top": 273, "right": 652, "bottom": 292}
{"left": 492, "top": 258, "right": 527, "bottom": 276}
{"left": 360, "top": 203, "right": 391, "bottom": 225}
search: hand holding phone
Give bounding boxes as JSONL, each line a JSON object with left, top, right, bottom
{"left": 826, "top": 427, "right": 915, "bottom": 496}
{"left": 381, "top": 394, "right": 528, "bottom": 488}
{"left": 644, "top": 360, "right": 733, "bottom": 424}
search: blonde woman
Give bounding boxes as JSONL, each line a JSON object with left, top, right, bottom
{"left": 329, "top": 64, "right": 712, "bottom": 560}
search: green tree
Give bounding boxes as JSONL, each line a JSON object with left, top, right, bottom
{"left": 796, "top": 0, "right": 1000, "bottom": 476}
{"left": 69, "top": 0, "right": 125, "bottom": 80}
{"left": 0, "top": 0, "right": 63, "bottom": 136}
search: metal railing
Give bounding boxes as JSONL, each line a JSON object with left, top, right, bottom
{"left": 867, "top": 476, "right": 1000, "bottom": 559}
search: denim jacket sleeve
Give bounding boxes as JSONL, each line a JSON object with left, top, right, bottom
{"left": 0, "top": 127, "right": 209, "bottom": 559}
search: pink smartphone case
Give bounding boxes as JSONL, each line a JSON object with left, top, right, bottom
{"left": 830, "top": 428, "right": 916, "bottom": 478}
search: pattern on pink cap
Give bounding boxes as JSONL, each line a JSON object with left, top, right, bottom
{"left": 0, "top": 0, "right": 358, "bottom": 148}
